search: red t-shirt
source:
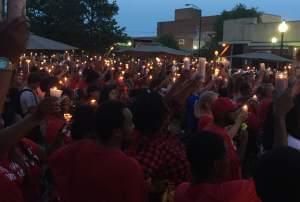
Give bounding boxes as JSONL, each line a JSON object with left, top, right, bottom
{"left": 128, "top": 132, "right": 191, "bottom": 186}
{"left": 197, "top": 115, "right": 213, "bottom": 132}
{"left": 0, "top": 138, "right": 43, "bottom": 202}
{"left": 0, "top": 173, "right": 24, "bottom": 202}
{"left": 49, "top": 139, "right": 147, "bottom": 202}
{"left": 204, "top": 124, "right": 242, "bottom": 181}
{"left": 257, "top": 98, "right": 272, "bottom": 127}
{"left": 175, "top": 180, "right": 261, "bottom": 202}
{"left": 45, "top": 115, "right": 65, "bottom": 145}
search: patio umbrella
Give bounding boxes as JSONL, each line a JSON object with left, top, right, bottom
{"left": 27, "top": 34, "right": 78, "bottom": 50}
{"left": 229, "top": 52, "right": 292, "bottom": 62}
{"left": 117, "top": 45, "right": 191, "bottom": 57}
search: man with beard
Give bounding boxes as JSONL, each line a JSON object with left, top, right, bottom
{"left": 203, "top": 97, "right": 248, "bottom": 181}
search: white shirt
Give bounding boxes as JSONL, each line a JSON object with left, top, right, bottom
{"left": 288, "top": 135, "right": 300, "bottom": 150}
{"left": 20, "top": 87, "right": 39, "bottom": 115}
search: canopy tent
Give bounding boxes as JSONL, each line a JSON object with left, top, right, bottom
{"left": 27, "top": 34, "right": 78, "bottom": 50}
{"left": 117, "top": 45, "right": 191, "bottom": 57}
{"left": 228, "top": 52, "right": 292, "bottom": 62}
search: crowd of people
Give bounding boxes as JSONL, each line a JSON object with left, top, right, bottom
{"left": 1, "top": 16, "right": 300, "bottom": 202}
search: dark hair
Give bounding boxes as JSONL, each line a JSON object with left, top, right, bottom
{"left": 131, "top": 92, "right": 168, "bottom": 135}
{"left": 87, "top": 86, "right": 100, "bottom": 97}
{"left": 240, "top": 82, "right": 251, "bottom": 97}
{"left": 85, "top": 70, "right": 99, "bottom": 84}
{"left": 254, "top": 147, "right": 300, "bottom": 202}
{"left": 62, "top": 88, "right": 74, "bottom": 98}
{"left": 100, "top": 84, "right": 117, "bottom": 103}
{"left": 71, "top": 105, "right": 96, "bottom": 140}
{"left": 40, "top": 76, "right": 58, "bottom": 92}
{"left": 186, "top": 132, "right": 226, "bottom": 183}
{"left": 27, "top": 72, "right": 41, "bottom": 84}
{"left": 95, "top": 101, "right": 126, "bottom": 141}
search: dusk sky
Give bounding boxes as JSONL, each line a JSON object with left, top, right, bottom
{"left": 115, "top": 0, "right": 300, "bottom": 37}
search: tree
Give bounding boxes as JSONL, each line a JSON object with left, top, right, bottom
{"left": 214, "top": 4, "right": 261, "bottom": 43}
{"left": 155, "top": 34, "right": 179, "bottom": 50}
{"left": 27, "top": 0, "right": 127, "bottom": 53}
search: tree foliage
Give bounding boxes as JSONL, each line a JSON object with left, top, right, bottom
{"left": 27, "top": 0, "right": 127, "bottom": 52}
{"left": 214, "top": 4, "right": 261, "bottom": 43}
{"left": 155, "top": 34, "right": 179, "bottom": 50}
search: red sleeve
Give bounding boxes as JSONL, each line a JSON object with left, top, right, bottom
{"left": 0, "top": 174, "right": 24, "bottom": 202}
{"left": 45, "top": 116, "right": 65, "bottom": 145}
{"left": 123, "top": 158, "right": 147, "bottom": 202}
{"left": 20, "top": 138, "right": 40, "bottom": 156}
{"left": 198, "top": 116, "right": 213, "bottom": 131}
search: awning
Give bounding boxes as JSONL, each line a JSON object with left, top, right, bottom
{"left": 228, "top": 52, "right": 292, "bottom": 62}
{"left": 27, "top": 34, "right": 78, "bottom": 50}
{"left": 117, "top": 45, "right": 191, "bottom": 56}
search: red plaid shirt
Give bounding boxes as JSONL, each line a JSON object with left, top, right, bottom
{"left": 128, "top": 132, "right": 190, "bottom": 185}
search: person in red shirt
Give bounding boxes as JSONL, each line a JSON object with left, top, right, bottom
{"left": 0, "top": 172, "right": 24, "bottom": 202}
{"left": 130, "top": 92, "right": 190, "bottom": 201}
{"left": 204, "top": 97, "right": 248, "bottom": 181}
{"left": 49, "top": 101, "right": 146, "bottom": 202}
{"left": 175, "top": 132, "right": 260, "bottom": 202}
{"left": 194, "top": 91, "right": 218, "bottom": 131}
{"left": 257, "top": 84, "right": 273, "bottom": 127}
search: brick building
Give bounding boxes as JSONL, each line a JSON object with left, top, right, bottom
{"left": 157, "top": 8, "right": 218, "bottom": 50}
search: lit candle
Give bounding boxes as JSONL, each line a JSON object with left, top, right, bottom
{"left": 26, "top": 59, "right": 31, "bottom": 73}
{"left": 275, "top": 71, "right": 288, "bottom": 93}
{"left": 252, "top": 95, "right": 258, "bottom": 101}
{"left": 184, "top": 57, "right": 190, "bottom": 70}
{"left": 90, "top": 99, "right": 97, "bottom": 106}
{"left": 118, "top": 76, "right": 124, "bottom": 82}
{"left": 242, "top": 105, "right": 248, "bottom": 112}
{"left": 50, "top": 87, "right": 63, "bottom": 98}
{"left": 198, "top": 57, "right": 206, "bottom": 82}
{"left": 149, "top": 75, "right": 153, "bottom": 80}
{"left": 214, "top": 68, "right": 220, "bottom": 77}
{"left": 64, "top": 113, "right": 73, "bottom": 123}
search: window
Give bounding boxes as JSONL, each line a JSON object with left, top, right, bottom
{"left": 178, "top": 39, "right": 185, "bottom": 45}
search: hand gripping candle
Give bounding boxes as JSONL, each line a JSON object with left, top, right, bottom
{"left": 198, "top": 57, "right": 206, "bottom": 82}
{"left": 8, "top": 0, "right": 26, "bottom": 22}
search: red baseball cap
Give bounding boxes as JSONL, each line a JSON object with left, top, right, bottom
{"left": 212, "top": 97, "right": 238, "bottom": 117}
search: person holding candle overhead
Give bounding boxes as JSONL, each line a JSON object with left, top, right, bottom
{"left": 203, "top": 97, "right": 248, "bottom": 181}
{"left": 175, "top": 132, "right": 260, "bottom": 202}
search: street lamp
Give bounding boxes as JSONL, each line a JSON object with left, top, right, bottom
{"left": 278, "top": 21, "right": 288, "bottom": 56}
{"left": 185, "top": 3, "right": 202, "bottom": 57}
{"left": 271, "top": 37, "right": 278, "bottom": 44}
{"left": 271, "top": 37, "right": 278, "bottom": 52}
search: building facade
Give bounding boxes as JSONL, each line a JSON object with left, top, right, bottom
{"left": 223, "top": 14, "right": 300, "bottom": 59}
{"left": 157, "top": 8, "right": 217, "bottom": 50}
